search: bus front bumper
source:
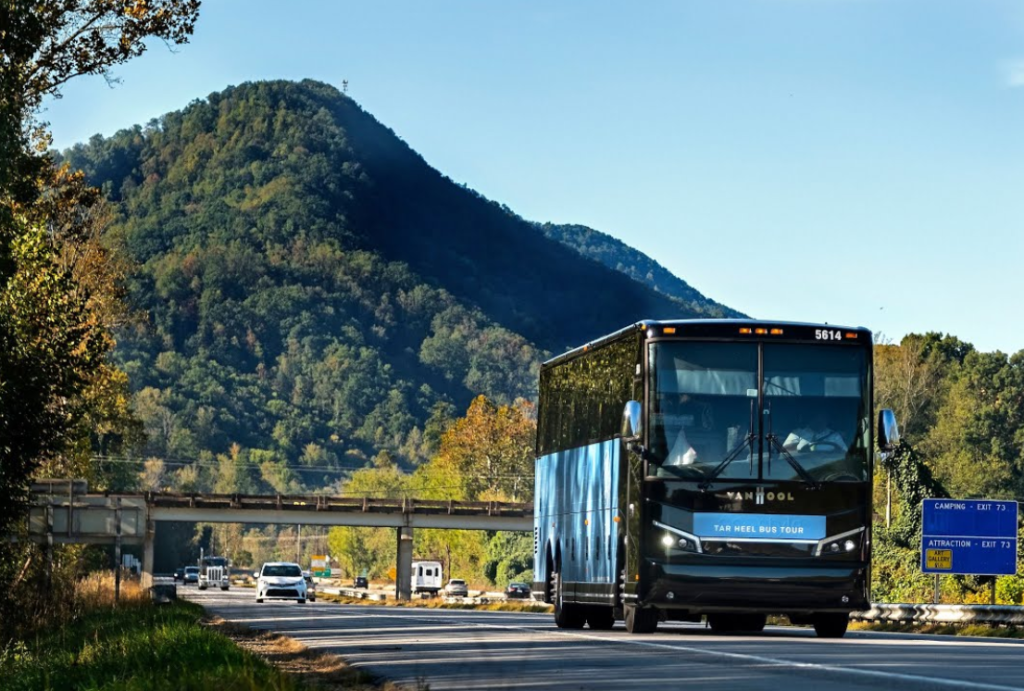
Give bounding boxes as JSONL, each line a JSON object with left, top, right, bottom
{"left": 642, "top": 560, "right": 869, "bottom": 614}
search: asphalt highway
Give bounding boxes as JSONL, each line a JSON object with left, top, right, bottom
{"left": 183, "top": 588, "right": 1024, "bottom": 691}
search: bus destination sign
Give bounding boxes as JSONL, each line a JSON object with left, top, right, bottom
{"left": 921, "top": 499, "right": 1018, "bottom": 576}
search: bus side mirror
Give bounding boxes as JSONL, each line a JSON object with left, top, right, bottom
{"left": 877, "top": 409, "right": 899, "bottom": 453}
{"left": 621, "top": 400, "right": 642, "bottom": 443}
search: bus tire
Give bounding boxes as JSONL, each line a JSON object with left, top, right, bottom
{"left": 813, "top": 613, "right": 849, "bottom": 638}
{"left": 586, "top": 606, "right": 615, "bottom": 630}
{"left": 552, "top": 571, "right": 585, "bottom": 629}
{"left": 624, "top": 604, "right": 658, "bottom": 634}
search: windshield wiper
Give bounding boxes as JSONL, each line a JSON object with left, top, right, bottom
{"left": 698, "top": 400, "right": 755, "bottom": 491}
{"left": 765, "top": 433, "right": 821, "bottom": 490}
{"left": 764, "top": 399, "right": 821, "bottom": 489}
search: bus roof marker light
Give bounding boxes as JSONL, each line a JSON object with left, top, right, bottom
{"left": 739, "top": 327, "right": 752, "bottom": 335}
{"left": 844, "top": 332, "right": 858, "bottom": 339}
{"left": 770, "top": 328, "right": 784, "bottom": 335}
{"left": 663, "top": 327, "right": 676, "bottom": 335}
{"left": 755, "top": 328, "right": 768, "bottom": 335}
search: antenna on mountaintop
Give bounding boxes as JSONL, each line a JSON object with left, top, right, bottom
{"left": 342, "top": 80, "right": 349, "bottom": 94}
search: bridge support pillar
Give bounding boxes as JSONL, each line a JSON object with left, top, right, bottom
{"left": 142, "top": 516, "right": 155, "bottom": 589}
{"left": 395, "top": 526, "right": 413, "bottom": 601}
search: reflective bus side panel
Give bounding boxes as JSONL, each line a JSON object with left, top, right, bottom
{"left": 534, "top": 438, "right": 620, "bottom": 604}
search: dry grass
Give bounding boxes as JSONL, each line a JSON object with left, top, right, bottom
{"left": 74, "top": 570, "right": 148, "bottom": 609}
{"left": 849, "top": 620, "right": 1024, "bottom": 638}
{"left": 318, "top": 592, "right": 552, "bottom": 614}
{"left": 206, "top": 617, "right": 413, "bottom": 691}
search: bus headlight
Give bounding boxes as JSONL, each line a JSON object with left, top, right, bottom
{"left": 652, "top": 521, "right": 702, "bottom": 554}
{"left": 814, "top": 528, "right": 864, "bottom": 557}
{"left": 662, "top": 533, "right": 699, "bottom": 552}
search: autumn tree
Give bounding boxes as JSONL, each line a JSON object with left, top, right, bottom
{"left": 0, "top": 0, "right": 200, "bottom": 642}
{"left": 0, "top": 0, "right": 199, "bottom": 535}
{"left": 415, "top": 395, "right": 536, "bottom": 502}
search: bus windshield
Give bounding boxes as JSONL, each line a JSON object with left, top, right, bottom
{"left": 648, "top": 341, "right": 869, "bottom": 483}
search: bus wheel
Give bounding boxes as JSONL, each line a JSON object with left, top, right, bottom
{"left": 812, "top": 613, "right": 849, "bottom": 638}
{"left": 586, "top": 606, "right": 615, "bottom": 630}
{"left": 624, "top": 604, "right": 658, "bottom": 634}
{"left": 552, "top": 571, "right": 585, "bottom": 629}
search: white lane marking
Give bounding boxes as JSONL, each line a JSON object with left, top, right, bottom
{"left": 472, "top": 622, "right": 1024, "bottom": 691}
{"left": 192, "top": 593, "right": 1023, "bottom": 690}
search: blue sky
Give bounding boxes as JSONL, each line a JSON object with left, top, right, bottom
{"left": 43, "top": 1, "right": 1024, "bottom": 353}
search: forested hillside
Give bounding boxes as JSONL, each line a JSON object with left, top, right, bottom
{"left": 63, "top": 79, "right": 720, "bottom": 486}
{"left": 540, "top": 223, "right": 745, "bottom": 319}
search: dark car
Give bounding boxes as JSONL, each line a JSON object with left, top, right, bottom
{"left": 173, "top": 567, "right": 185, "bottom": 581}
{"left": 183, "top": 566, "right": 199, "bottom": 584}
{"left": 302, "top": 571, "right": 317, "bottom": 602}
{"left": 353, "top": 576, "right": 368, "bottom": 589}
{"left": 505, "top": 582, "right": 531, "bottom": 599}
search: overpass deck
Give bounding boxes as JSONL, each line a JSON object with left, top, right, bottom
{"left": 25, "top": 488, "right": 534, "bottom": 599}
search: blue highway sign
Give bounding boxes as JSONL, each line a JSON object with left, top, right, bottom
{"left": 921, "top": 499, "right": 1018, "bottom": 576}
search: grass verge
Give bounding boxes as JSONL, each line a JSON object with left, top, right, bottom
{"left": 317, "top": 592, "right": 553, "bottom": 613}
{"left": 849, "top": 621, "right": 1024, "bottom": 638}
{"left": 0, "top": 599, "right": 312, "bottom": 691}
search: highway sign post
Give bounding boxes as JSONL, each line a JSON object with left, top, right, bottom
{"left": 921, "top": 499, "right": 1018, "bottom": 576}
{"left": 311, "top": 554, "right": 330, "bottom": 578}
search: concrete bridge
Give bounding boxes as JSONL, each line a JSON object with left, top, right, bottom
{"left": 25, "top": 481, "right": 533, "bottom": 600}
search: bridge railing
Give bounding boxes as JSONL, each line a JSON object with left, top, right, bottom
{"left": 143, "top": 492, "right": 533, "bottom": 517}
{"left": 852, "top": 603, "right": 1024, "bottom": 626}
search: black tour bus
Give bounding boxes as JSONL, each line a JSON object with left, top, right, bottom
{"left": 532, "top": 320, "right": 897, "bottom": 637}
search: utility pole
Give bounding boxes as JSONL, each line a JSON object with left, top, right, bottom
{"left": 885, "top": 472, "right": 892, "bottom": 528}
{"left": 114, "top": 498, "right": 122, "bottom": 606}
{"left": 297, "top": 524, "right": 301, "bottom": 564}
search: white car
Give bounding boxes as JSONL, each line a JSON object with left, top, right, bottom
{"left": 254, "top": 562, "right": 308, "bottom": 603}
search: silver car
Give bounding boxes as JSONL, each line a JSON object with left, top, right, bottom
{"left": 255, "top": 562, "right": 308, "bottom": 603}
{"left": 302, "top": 570, "right": 317, "bottom": 602}
{"left": 444, "top": 578, "right": 469, "bottom": 597}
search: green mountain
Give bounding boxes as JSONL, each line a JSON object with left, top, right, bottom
{"left": 63, "top": 79, "right": 738, "bottom": 488}
{"left": 540, "top": 223, "right": 745, "bottom": 319}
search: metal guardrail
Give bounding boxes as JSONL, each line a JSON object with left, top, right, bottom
{"left": 322, "top": 587, "right": 388, "bottom": 601}
{"left": 852, "top": 603, "right": 1024, "bottom": 625}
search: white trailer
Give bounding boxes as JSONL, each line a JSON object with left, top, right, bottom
{"left": 411, "top": 560, "right": 443, "bottom": 595}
